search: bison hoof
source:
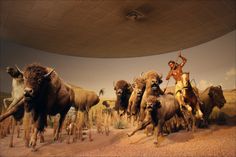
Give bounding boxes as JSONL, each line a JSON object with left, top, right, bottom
{"left": 29, "top": 139, "right": 36, "bottom": 147}
{"left": 127, "top": 133, "right": 133, "bottom": 137}
{"left": 153, "top": 140, "right": 158, "bottom": 145}
{"left": 53, "top": 136, "right": 59, "bottom": 141}
{"left": 31, "top": 147, "right": 38, "bottom": 152}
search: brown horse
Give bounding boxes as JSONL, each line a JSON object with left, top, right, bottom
{"left": 181, "top": 72, "right": 203, "bottom": 130}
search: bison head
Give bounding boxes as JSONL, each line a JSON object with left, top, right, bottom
{"left": 113, "top": 80, "right": 132, "bottom": 98}
{"left": 146, "top": 95, "right": 160, "bottom": 112}
{"left": 209, "top": 86, "right": 226, "bottom": 109}
{"left": 143, "top": 71, "right": 163, "bottom": 91}
{"left": 23, "top": 64, "right": 54, "bottom": 106}
{"left": 6, "top": 65, "right": 23, "bottom": 79}
{"left": 132, "top": 77, "right": 146, "bottom": 98}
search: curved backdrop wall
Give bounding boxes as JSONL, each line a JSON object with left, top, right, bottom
{"left": 0, "top": 31, "right": 235, "bottom": 98}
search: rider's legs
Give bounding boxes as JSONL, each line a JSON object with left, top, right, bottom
{"left": 175, "top": 81, "right": 192, "bottom": 112}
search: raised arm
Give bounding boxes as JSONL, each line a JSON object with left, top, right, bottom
{"left": 179, "top": 54, "right": 187, "bottom": 67}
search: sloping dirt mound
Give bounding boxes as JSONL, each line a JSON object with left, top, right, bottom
{"left": 0, "top": 128, "right": 126, "bottom": 157}
{"left": 0, "top": 125, "right": 235, "bottom": 157}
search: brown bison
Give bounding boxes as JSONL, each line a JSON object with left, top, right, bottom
{"left": 67, "top": 84, "right": 104, "bottom": 141}
{"left": 127, "top": 77, "right": 146, "bottom": 123}
{"left": 128, "top": 94, "right": 188, "bottom": 144}
{"left": 139, "top": 71, "right": 164, "bottom": 121}
{"left": 199, "top": 85, "right": 226, "bottom": 126}
{"left": 22, "top": 64, "right": 73, "bottom": 150}
{"left": 113, "top": 80, "right": 133, "bottom": 116}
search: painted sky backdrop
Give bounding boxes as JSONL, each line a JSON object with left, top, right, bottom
{"left": 0, "top": 30, "right": 235, "bottom": 98}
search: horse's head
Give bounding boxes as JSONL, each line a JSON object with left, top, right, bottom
{"left": 182, "top": 72, "right": 190, "bottom": 88}
{"left": 181, "top": 72, "right": 190, "bottom": 96}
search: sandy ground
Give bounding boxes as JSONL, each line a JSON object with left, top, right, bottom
{"left": 0, "top": 120, "right": 236, "bottom": 157}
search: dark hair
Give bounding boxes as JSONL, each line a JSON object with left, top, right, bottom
{"left": 168, "top": 60, "right": 175, "bottom": 65}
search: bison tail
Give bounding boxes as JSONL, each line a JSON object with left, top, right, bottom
{"left": 99, "top": 88, "right": 105, "bottom": 97}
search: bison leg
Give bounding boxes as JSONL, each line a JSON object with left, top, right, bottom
{"left": 23, "top": 112, "right": 31, "bottom": 147}
{"left": 16, "top": 121, "right": 20, "bottom": 138}
{"left": 127, "top": 120, "right": 151, "bottom": 137}
{"left": 0, "top": 107, "right": 18, "bottom": 123}
{"left": 84, "top": 111, "right": 93, "bottom": 141}
{"left": 0, "top": 99, "right": 24, "bottom": 123}
{"left": 177, "top": 108, "right": 190, "bottom": 131}
{"left": 3, "top": 97, "right": 13, "bottom": 109}
{"left": 54, "top": 113, "right": 66, "bottom": 141}
{"left": 39, "top": 132, "right": 44, "bottom": 143}
{"left": 9, "top": 118, "right": 16, "bottom": 147}
{"left": 154, "top": 119, "right": 164, "bottom": 145}
{"left": 29, "top": 128, "right": 39, "bottom": 151}
{"left": 139, "top": 107, "right": 146, "bottom": 122}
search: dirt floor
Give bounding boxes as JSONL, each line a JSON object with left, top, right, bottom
{"left": 0, "top": 120, "right": 236, "bottom": 157}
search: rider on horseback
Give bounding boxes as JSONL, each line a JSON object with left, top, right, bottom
{"left": 166, "top": 52, "right": 192, "bottom": 112}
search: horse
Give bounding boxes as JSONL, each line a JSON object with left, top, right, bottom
{"left": 181, "top": 72, "right": 203, "bottom": 131}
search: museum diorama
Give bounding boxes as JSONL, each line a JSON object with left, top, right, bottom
{"left": 0, "top": 0, "right": 235, "bottom": 157}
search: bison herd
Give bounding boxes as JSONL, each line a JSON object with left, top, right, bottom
{"left": 0, "top": 63, "right": 226, "bottom": 151}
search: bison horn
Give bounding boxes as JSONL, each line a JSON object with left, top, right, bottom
{"left": 44, "top": 69, "right": 54, "bottom": 78}
{"left": 218, "top": 85, "right": 222, "bottom": 89}
{"left": 113, "top": 81, "right": 116, "bottom": 87}
{"left": 159, "top": 73, "right": 163, "bottom": 79}
{"left": 140, "top": 72, "right": 144, "bottom": 77}
{"left": 15, "top": 65, "right": 23, "bottom": 74}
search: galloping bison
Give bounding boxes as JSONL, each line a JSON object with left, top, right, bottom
{"left": 67, "top": 84, "right": 104, "bottom": 141}
{"left": 23, "top": 64, "right": 73, "bottom": 150}
{"left": 127, "top": 77, "right": 146, "bottom": 122}
{"left": 128, "top": 94, "right": 188, "bottom": 144}
{"left": 113, "top": 80, "right": 133, "bottom": 116}
{"left": 199, "top": 85, "right": 226, "bottom": 126}
{"left": 139, "top": 71, "right": 164, "bottom": 121}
